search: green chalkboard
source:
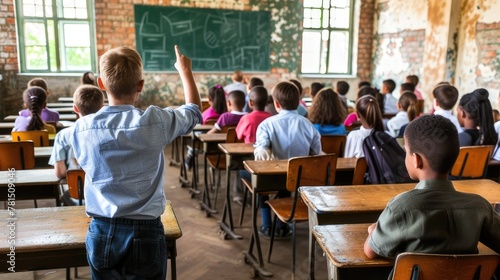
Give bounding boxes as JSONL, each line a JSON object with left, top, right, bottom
{"left": 134, "top": 5, "right": 271, "bottom": 72}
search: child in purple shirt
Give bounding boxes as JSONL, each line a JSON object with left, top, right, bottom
{"left": 208, "top": 90, "right": 247, "bottom": 133}
{"left": 19, "top": 78, "right": 60, "bottom": 123}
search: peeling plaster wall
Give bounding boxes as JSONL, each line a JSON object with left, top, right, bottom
{"left": 455, "top": 0, "right": 500, "bottom": 108}
{"left": 372, "top": 0, "right": 427, "bottom": 91}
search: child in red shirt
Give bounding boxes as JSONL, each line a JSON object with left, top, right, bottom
{"left": 235, "top": 86, "right": 271, "bottom": 143}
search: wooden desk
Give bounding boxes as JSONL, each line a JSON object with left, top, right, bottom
{"left": 0, "top": 169, "right": 61, "bottom": 206}
{"left": 0, "top": 202, "right": 182, "bottom": 279}
{"left": 51, "top": 107, "right": 76, "bottom": 113}
{"left": 34, "top": 146, "right": 53, "bottom": 168}
{"left": 47, "top": 103, "right": 75, "bottom": 108}
{"left": 0, "top": 123, "right": 15, "bottom": 134}
{"left": 196, "top": 133, "right": 227, "bottom": 216}
{"left": 312, "top": 224, "right": 497, "bottom": 280}
{"left": 300, "top": 179, "right": 500, "bottom": 280}
{"left": 3, "top": 114, "right": 77, "bottom": 122}
{"left": 217, "top": 142, "right": 254, "bottom": 240}
{"left": 242, "top": 158, "right": 357, "bottom": 277}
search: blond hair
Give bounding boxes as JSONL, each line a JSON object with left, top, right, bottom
{"left": 232, "top": 70, "right": 244, "bottom": 82}
{"left": 99, "top": 47, "right": 143, "bottom": 99}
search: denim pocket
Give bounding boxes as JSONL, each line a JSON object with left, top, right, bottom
{"left": 86, "top": 232, "right": 111, "bottom": 271}
{"left": 132, "top": 236, "right": 165, "bottom": 278}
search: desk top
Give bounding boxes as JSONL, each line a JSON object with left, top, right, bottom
{"left": 193, "top": 124, "right": 214, "bottom": 131}
{"left": 243, "top": 157, "right": 358, "bottom": 175}
{"left": 300, "top": 179, "right": 500, "bottom": 214}
{"left": 197, "top": 133, "right": 227, "bottom": 142}
{"left": 35, "top": 146, "right": 53, "bottom": 158}
{"left": 0, "top": 169, "right": 60, "bottom": 186}
{"left": 4, "top": 114, "right": 77, "bottom": 122}
{"left": 51, "top": 107, "right": 76, "bottom": 113}
{"left": 313, "top": 224, "right": 496, "bottom": 269}
{"left": 0, "top": 202, "right": 182, "bottom": 254}
{"left": 46, "top": 103, "right": 74, "bottom": 108}
{"left": 218, "top": 142, "right": 255, "bottom": 155}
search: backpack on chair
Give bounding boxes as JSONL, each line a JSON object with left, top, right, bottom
{"left": 362, "top": 130, "right": 414, "bottom": 184}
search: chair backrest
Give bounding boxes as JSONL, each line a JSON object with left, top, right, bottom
{"left": 11, "top": 130, "right": 50, "bottom": 147}
{"left": 351, "top": 157, "right": 367, "bottom": 185}
{"left": 286, "top": 154, "right": 337, "bottom": 192}
{"left": 220, "top": 125, "right": 236, "bottom": 133}
{"left": 321, "top": 135, "right": 346, "bottom": 157}
{"left": 226, "top": 127, "right": 243, "bottom": 143}
{"left": 66, "top": 169, "right": 85, "bottom": 205}
{"left": 0, "top": 141, "right": 35, "bottom": 170}
{"left": 392, "top": 252, "right": 500, "bottom": 280}
{"left": 205, "top": 118, "right": 218, "bottom": 125}
{"left": 450, "top": 145, "right": 494, "bottom": 179}
{"left": 201, "top": 100, "right": 210, "bottom": 112}
{"left": 346, "top": 121, "right": 362, "bottom": 132}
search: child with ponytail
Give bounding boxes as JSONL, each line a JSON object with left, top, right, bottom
{"left": 387, "top": 91, "right": 417, "bottom": 137}
{"left": 202, "top": 84, "right": 227, "bottom": 124}
{"left": 457, "top": 88, "right": 497, "bottom": 146}
{"left": 13, "top": 86, "right": 56, "bottom": 133}
{"left": 345, "top": 95, "right": 384, "bottom": 158}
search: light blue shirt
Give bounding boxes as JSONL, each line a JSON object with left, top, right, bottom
{"left": 48, "top": 127, "right": 79, "bottom": 170}
{"left": 70, "top": 104, "right": 202, "bottom": 219}
{"left": 254, "top": 110, "right": 321, "bottom": 159}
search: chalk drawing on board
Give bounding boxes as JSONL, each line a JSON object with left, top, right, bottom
{"left": 134, "top": 5, "right": 271, "bottom": 71}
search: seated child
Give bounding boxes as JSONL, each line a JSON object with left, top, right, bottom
{"left": 308, "top": 88, "right": 347, "bottom": 135}
{"left": 457, "top": 88, "right": 497, "bottom": 146}
{"left": 344, "top": 86, "right": 381, "bottom": 127}
{"left": 290, "top": 79, "right": 308, "bottom": 117}
{"left": 207, "top": 90, "right": 246, "bottom": 133}
{"left": 406, "top": 74, "right": 423, "bottom": 100}
{"left": 202, "top": 85, "right": 227, "bottom": 124}
{"left": 265, "top": 94, "right": 278, "bottom": 116}
{"left": 13, "top": 86, "right": 56, "bottom": 134}
{"left": 336, "top": 81, "right": 350, "bottom": 110}
{"left": 19, "top": 78, "right": 60, "bottom": 122}
{"left": 432, "top": 84, "right": 461, "bottom": 132}
{"left": 69, "top": 45, "right": 202, "bottom": 279}
{"left": 364, "top": 115, "right": 500, "bottom": 278}
{"left": 224, "top": 70, "right": 247, "bottom": 95}
{"left": 381, "top": 79, "right": 398, "bottom": 114}
{"left": 243, "top": 77, "right": 264, "bottom": 113}
{"left": 49, "top": 85, "right": 104, "bottom": 205}
{"left": 253, "top": 81, "right": 322, "bottom": 237}
{"left": 81, "top": 71, "right": 97, "bottom": 86}
{"left": 310, "top": 82, "right": 324, "bottom": 99}
{"left": 344, "top": 95, "right": 384, "bottom": 158}
{"left": 387, "top": 91, "right": 417, "bottom": 137}
{"left": 235, "top": 86, "right": 271, "bottom": 143}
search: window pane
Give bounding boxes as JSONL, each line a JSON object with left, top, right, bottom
{"left": 304, "top": 8, "right": 311, "bottom": 18}
{"left": 75, "top": 8, "right": 87, "bottom": 19}
{"left": 311, "top": 8, "right": 321, "bottom": 19}
{"left": 331, "top": 7, "right": 349, "bottom": 28}
{"left": 23, "top": 4, "right": 36, "bottom": 16}
{"left": 47, "top": 20, "right": 57, "bottom": 70}
{"left": 64, "top": 7, "right": 75, "bottom": 18}
{"left": 328, "top": 31, "right": 349, "bottom": 73}
{"left": 45, "top": 4, "right": 52, "bottom": 17}
{"left": 75, "top": 0, "right": 86, "bottom": 8}
{"left": 303, "top": 18, "right": 311, "bottom": 28}
{"left": 304, "top": 0, "right": 322, "bottom": 8}
{"left": 311, "top": 19, "right": 321, "bottom": 28}
{"left": 24, "top": 22, "right": 46, "bottom": 45}
{"left": 63, "top": 23, "right": 89, "bottom": 46}
{"left": 62, "top": 23, "right": 90, "bottom": 70}
{"left": 26, "top": 46, "right": 48, "bottom": 69}
{"left": 301, "top": 31, "right": 321, "bottom": 73}
{"left": 65, "top": 47, "right": 90, "bottom": 70}
{"left": 331, "top": 0, "right": 349, "bottom": 8}
{"left": 63, "top": 0, "right": 74, "bottom": 7}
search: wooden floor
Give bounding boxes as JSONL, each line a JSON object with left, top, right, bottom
{"left": 0, "top": 144, "right": 329, "bottom": 280}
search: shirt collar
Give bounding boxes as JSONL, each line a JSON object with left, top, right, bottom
{"left": 415, "top": 179, "right": 455, "bottom": 191}
{"left": 230, "top": 110, "right": 247, "bottom": 115}
{"left": 278, "top": 109, "right": 298, "bottom": 115}
{"left": 100, "top": 105, "right": 135, "bottom": 113}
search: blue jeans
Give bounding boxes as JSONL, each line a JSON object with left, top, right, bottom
{"left": 86, "top": 217, "right": 167, "bottom": 280}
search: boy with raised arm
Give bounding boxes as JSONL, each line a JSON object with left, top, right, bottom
{"left": 70, "top": 46, "right": 202, "bottom": 279}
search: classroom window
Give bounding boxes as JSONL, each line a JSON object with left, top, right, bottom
{"left": 15, "top": 0, "right": 96, "bottom": 73}
{"left": 301, "top": 0, "right": 354, "bottom": 75}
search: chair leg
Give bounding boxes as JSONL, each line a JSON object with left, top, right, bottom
{"left": 238, "top": 187, "right": 248, "bottom": 226}
{"left": 292, "top": 221, "right": 296, "bottom": 280}
{"left": 213, "top": 169, "right": 221, "bottom": 210}
{"left": 74, "top": 267, "right": 78, "bottom": 278}
{"left": 267, "top": 214, "right": 278, "bottom": 263}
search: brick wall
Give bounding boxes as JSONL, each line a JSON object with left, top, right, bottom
{"left": 357, "top": 0, "right": 375, "bottom": 82}
{"left": 475, "top": 21, "right": 500, "bottom": 90}
{"left": 0, "top": 0, "right": 18, "bottom": 118}
{"left": 372, "top": 29, "right": 425, "bottom": 88}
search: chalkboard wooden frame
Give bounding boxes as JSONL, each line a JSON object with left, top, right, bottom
{"left": 134, "top": 5, "right": 271, "bottom": 72}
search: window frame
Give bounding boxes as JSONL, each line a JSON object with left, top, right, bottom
{"left": 15, "top": 0, "right": 97, "bottom": 73}
{"left": 300, "top": 0, "right": 355, "bottom": 75}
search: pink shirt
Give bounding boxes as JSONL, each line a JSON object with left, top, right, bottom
{"left": 343, "top": 112, "right": 358, "bottom": 126}
{"left": 235, "top": 111, "right": 271, "bottom": 143}
{"left": 202, "top": 107, "right": 221, "bottom": 124}
{"left": 414, "top": 88, "right": 423, "bottom": 100}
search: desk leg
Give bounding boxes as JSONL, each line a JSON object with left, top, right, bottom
{"left": 179, "top": 136, "right": 190, "bottom": 187}
{"left": 200, "top": 154, "right": 217, "bottom": 216}
{"left": 188, "top": 139, "right": 201, "bottom": 197}
{"left": 242, "top": 191, "right": 272, "bottom": 277}
{"left": 169, "top": 136, "right": 181, "bottom": 167}
{"left": 218, "top": 158, "right": 242, "bottom": 240}
{"left": 308, "top": 209, "right": 319, "bottom": 280}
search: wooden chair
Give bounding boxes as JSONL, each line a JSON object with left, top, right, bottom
{"left": 321, "top": 135, "right": 346, "bottom": 157}
{"left": 204, "top": 118, "right": 218, "bottom": 125}
{"left": 266, "top": 154, "right": 337, "bottom": 278}
{"left": 392, "top": 252, "right": 500, "bottom": 280}
{"left": 65, "top": 169, "right": 85, "bottom": 279}
{"left": 0, "top": 141, "right": 35, "bottom": 170}
{"left": 66, "top": 169, "right": 86, "bottom": 206}
{"left": 450, "top": 146, "right": 494, "bottom": 179}
{"left": 11, "top": 130, "right": 50, "bottom": 147}
{"left": 346, "top": 121, "right": 362, "bottom": 132}
{"left": 351, "top": 157, "right": 367, "bottom": 185}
